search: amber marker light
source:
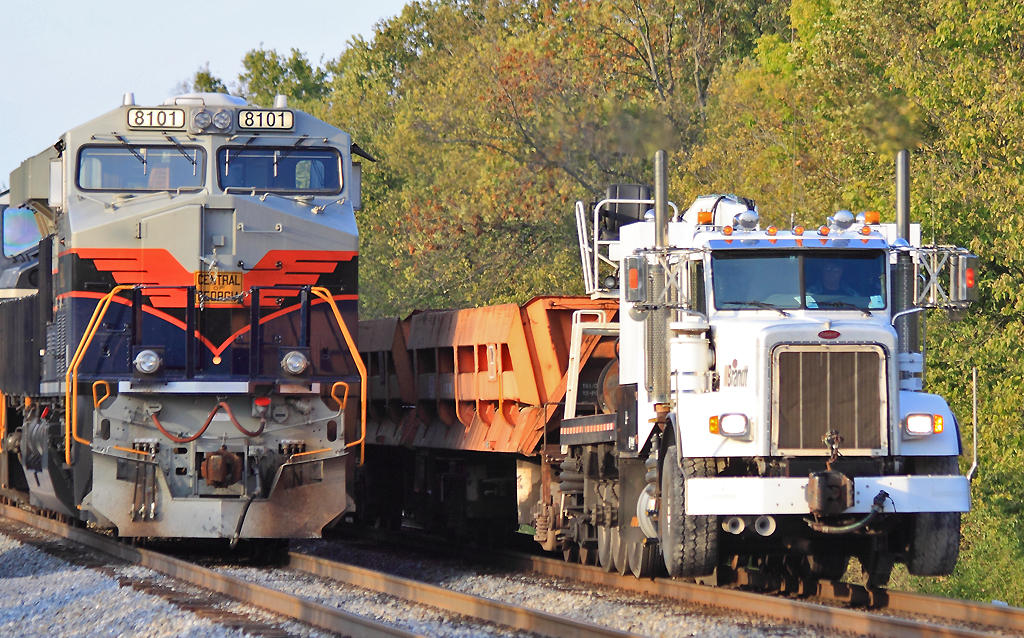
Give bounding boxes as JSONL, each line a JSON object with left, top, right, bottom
{"left": 818, "top": 225, "right": 830, "bottom": 236}
{"left": 722, "top": 226, "right": 734, "bottom": 236}
{"left": 860, "top": 226, "right": 872, "bottom": 235}
{"left": 934, "top": 415, "right": 944, "bottom": 433}
{"left": 766, "top": 226, "right": 778, "bottom": 236}
{"left": 864, "top": 210, "right": 881, "bottom": 224}
{"left": 709, "top": 415, "right": 720, "bottom": 434}
{"left": 793, "top": 225, "right": 805, "bottom": 236}
{"left": 697, "top": 210, "right": 713, "bottom": 224}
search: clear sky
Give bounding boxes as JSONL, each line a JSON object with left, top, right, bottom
{"left": 0, "top": 0, "right": 410, "bottom": 187}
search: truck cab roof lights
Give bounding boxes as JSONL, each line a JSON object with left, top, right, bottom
{"left": 735, "top": 209, "right": 759, "bottom": 231}
{"left": 828, "top": 209, "right": 856, "bottom": 232}
{"left": 856, "top": 210, "right": 882, "bottom": 225}
{"left": 766, "top": 226, "right": 778, "bottom": 236}
{"left": 818, "top": 225, "right": 830, "bottom": 236}
{"left": 860, "top": 225, "right": 873, "bottom": 235}
{"left": 793, "top": 225, "right": 805, "bottom": 235}
{"left": 722, "top": 226, "right": 734, "bottom": 236}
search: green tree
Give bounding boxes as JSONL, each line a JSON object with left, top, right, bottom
{"left": 177, "top": 62, "right": 229, "bottom": 95}
{"left": 237, "top": 48, "right": 329, "bottom": 111}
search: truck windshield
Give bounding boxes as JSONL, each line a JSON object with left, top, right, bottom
{"left": 217, "top": 147, "right": 341, "bottom": 194}
{"left": 712, "top": 250, "right": 887, "bottom": 311}
{"left": 78, "top": 145, "right": 205, "bottom": 192}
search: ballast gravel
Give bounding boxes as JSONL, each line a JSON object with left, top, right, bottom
{"left": 0, "top": 529, "right": 326, "bottom": 638}
{"left": 214, "top": 563, "right": 538, "bottom": 638}
{"left": 293, "top": 538, "right": 828, "bottom": 638}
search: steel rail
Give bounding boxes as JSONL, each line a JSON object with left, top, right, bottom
{"left": 288, "top": 550, "right": 640, "bottom": 638}
{"left": 498, "top": 552, "right": 1013, "bottom": 638}
{"left": 0, "top": 503, "right": 416, "bottom": 638}
{"left": 882, "top": 589, "right": 1024, "bottom": 634}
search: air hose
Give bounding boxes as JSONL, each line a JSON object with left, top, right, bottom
{"left": 805, "top": 490, "right": 889, "bottom": 534}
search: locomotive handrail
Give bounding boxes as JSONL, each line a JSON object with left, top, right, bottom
{"left": 330, "top": 381, "right": 351, "bottom": 412}
{"left": 310, "top": 287, "right": 367, "bottom": 465}
{"left": 92, "top": 381, "right": 112, "bottom": 409}
{"left": 65, "top": 284, "right": 133, "bottom": 465}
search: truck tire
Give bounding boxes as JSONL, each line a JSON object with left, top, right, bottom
{"left": 660, "top": 445, "right": 718, "bottom": 577}
{"left": 907, "top": 456, "right": 961, "bottom": 576}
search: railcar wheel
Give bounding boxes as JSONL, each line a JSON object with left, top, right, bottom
{"left": 907, "top": 457, "right": 961, "bottom": 576}
{"left": 806, "top": 554, "right": 850, "bottom": 581}
{"left": 598, "top": 525, "right": 614, "bottom": 571}
{"left": 861, "top": 551, "right": 894, "bottom": 588}
{"left": 562, "top": 541, "right": 579, "bottom": 564}
{"left": 579, "top": 544, "right": 597, "bottom": 566}
{"left": 610, "top": 526, "right": 628, "bottom": 575}
{"left": 628, "top": 538, "right": 659, "bottom": 578}
{"left": 660, "top": 445, "right": 718, "bottom": 578}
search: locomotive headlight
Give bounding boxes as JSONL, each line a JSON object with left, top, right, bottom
{"left": 193, "top": 109, "right": 213, "bottom": 129}
{"left": 904, "top": 413, "right": 942, "bottom": 436}
{"left": 281, "top": 350, "right": 310, "bottom": 375}
{"left": 212, "top": 109, "right": 232, "bottom": 130}
{"left": 133, "top": 349, "right": 163, "bottom": 375}
{"left": 718, "top": 413, "right": 750, "bottom": 437}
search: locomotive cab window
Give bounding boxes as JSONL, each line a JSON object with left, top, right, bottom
{"left": 2, "top": 206, "right": 42, "bottom": 257}
{"left": 77, "top": 145, "right": 205, "bottom": 192}
{"left": 217, "top": 147, "right": 342, "bottom": 194}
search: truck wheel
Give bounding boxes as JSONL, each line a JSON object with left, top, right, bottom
{"left": 660, "top": 445, "right": 718, "bottom": 577}
{"left": 907, "top": 457, "right": 961, "bottom": 576}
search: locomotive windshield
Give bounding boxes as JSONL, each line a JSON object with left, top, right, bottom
{"left": 217, "top": 147, "right": 342, "bottom": 194}
{"left": 77, "top": 145, "right": 205, "bottom": 192}
{"left": 711, "top": 250, "right": 887, "bottom": 311}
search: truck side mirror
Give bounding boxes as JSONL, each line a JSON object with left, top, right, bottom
{"left": 350, "top": 162, "right": 362, "bottom": 211}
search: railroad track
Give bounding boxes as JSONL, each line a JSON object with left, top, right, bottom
{"left": 0, "top": 502, "right": 634, "bottom": 637}
{"left": 5, "top": 499, "right": 1020, "bottom": 637}
{"left": 495, "top": 551, "right": 1024, "bottom": 638}
{"left": 319, "top": 525, "right": 1023, "bottom": 638}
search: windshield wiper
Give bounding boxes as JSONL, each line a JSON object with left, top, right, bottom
{"left": 814, "top": 300, "right": 872, "bottom": 316}
{"left": 165, "top": 135, "right": 197, "bottom": 175}
{"left": 719, "top": 300, "right": 790, "bottom": 317}
{"left": 113, "top": 134, "right": 146, "bottom": 169}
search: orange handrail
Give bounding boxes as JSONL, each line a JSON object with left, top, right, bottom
{"left": 65, "top": 285, "right": 133, "bottom": 464}
{"left": 289, "top": 447, "right": 332, "bottom": 461}
{"left": 310, "top": 287, "right": 367, "bottom": 465}
{"left": 92, "top": 380, "right": 112, "bottom": 409}
{"left": 330, "top": 381, "right": 351, "bottom": 412}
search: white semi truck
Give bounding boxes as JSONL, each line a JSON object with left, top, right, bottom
{"left": 550, "top": 151, "right": 977, "bottom": 585}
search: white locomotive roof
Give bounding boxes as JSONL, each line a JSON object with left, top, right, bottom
{"left": 162, "top": 92, "right": 248, "bottom": 107}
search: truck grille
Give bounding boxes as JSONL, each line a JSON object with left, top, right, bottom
{"left": 772, "top": 345, "right": 886, "bottom": 454}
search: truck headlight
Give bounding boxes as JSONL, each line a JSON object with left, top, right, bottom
{"left": 710, "top": 413, "right": 749, "bottom": 438}
{"left": 904, "top": 413, "right": 943, "bottom": 436}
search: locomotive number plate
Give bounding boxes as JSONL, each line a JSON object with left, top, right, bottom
{"left": 127, "top": 108, "right": 186, "bottom": 129}
{"left": 238, "top": 109, "right": 294, "bottom": 130}
{"left": 195, "top": 270, "right": 244, "bottom": 304}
